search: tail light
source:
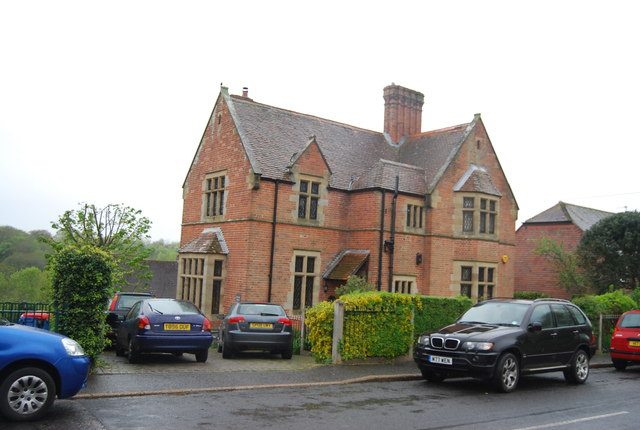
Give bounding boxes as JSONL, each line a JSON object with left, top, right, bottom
{"left": 138, "top": 316, "right": 151, "bottom": 330}
{"left": 228, "top": 316, "right": 245, "bottom": 324}
{"left": 109, "top": 295, "right": 118, "bottom": 311}
{"left": 278, "top": 318, "right": 292, "bottom": 326}
{"left": 203, "top": 317, "right": 212, "bottom": 331}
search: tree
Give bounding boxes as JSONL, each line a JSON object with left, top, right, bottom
{"left": 46, "top": 203, "right": 152, "bottom": 289}
{"left": 49, "top": 245, "right": 113, "bottom": 362}
{"left": 532, "top": 236, "right": 589, "bottom": 294}
{"left": 576, "top": 211, "right": 640, "bottom": 294}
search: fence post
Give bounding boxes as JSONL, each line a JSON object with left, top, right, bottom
{"left": 300, "top": 308, "right": 307, "bottom": 355}
{"left": 598, "top": 313, "right": 603, "bottom": 353}
{"left": 332, "top": 300, "right": 344, "bottom": 364}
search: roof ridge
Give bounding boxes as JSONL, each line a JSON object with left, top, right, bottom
{"left": 230, "top": 95, "right": 381, "bottom": 135}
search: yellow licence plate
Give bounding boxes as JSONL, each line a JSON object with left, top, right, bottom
{"left": 628, "top": 340, "right": 640, "bottom": 347}
{"left": 164, "top": 323, "right": 191, "bottom": 331}
{"left": 250, "top": 323, "right": 273, "bottom": 329}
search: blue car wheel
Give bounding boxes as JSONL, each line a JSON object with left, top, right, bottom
{"left": 0, "top": 367, "right": 56, "bottom": 422}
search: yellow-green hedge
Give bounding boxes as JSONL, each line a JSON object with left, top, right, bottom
{"left": 305, "top": 292, "right": 473, "bottom": 362}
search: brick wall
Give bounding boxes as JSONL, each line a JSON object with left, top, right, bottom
{"left": 515, "top": 223, "right": 583, "bottom": 299}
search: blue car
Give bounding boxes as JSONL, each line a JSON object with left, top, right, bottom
{"left": 115, "top": 298, "right": 213, "bottom": 363}
{"left": 0, "top": 318, "right": 90, "bottom": 422}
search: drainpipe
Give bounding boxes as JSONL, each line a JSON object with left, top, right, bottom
{"left": 387, "top": 176, "right": 399, "bottom": 292}
{"left": 377, "top": 190, "right": 386, "bottom": 291}
{"left": 267, "top": 179, "right": 279, "bottom": 302}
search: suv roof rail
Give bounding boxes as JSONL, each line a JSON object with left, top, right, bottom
{"left": 532, "top": 298, "right": 570, "bottom": 303}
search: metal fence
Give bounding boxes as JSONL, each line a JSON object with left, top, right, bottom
{"left": 596, "top": 314, "right": 621, "bottom": 352}
{"left": 0, "top": 302, "right": 61, "bottom": 332}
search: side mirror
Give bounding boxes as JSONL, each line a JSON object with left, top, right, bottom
{"left": 528, "top": 321, "right": 543, "bottom": 332}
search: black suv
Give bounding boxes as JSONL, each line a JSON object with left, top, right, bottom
{"left": 414, "top": 298, "right": 596, "bottom": 392}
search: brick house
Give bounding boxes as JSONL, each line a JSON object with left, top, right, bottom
{"left": 515, "top": 201, "right": 612, "bottom": 298}
{"left": 178, "top": 84, "right": 518, "bottom": 318}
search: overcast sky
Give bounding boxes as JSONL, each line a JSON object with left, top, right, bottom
{"left": 1, "top": 1, "right": 639, "bottom": 242}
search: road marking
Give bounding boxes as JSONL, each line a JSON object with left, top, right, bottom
{"left": 513, "top": 411, "right": 629, "bottom": 430}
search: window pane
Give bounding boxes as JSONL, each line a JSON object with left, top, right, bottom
{"left": 463, "top": 211, "right": 474, "bottom": 232}
{"left": 478, "top": 267, "right": 485, "bottom": 282}
{"left": 306, "top": 257, "right": 315, "bottom": 273}
{"left": 293, "top": 276, "right": 302, "bottom": 310}
{"left": 487, "top": 285, "right": 494, "bottom": 299}
{"left": 295, "top": 256, "right": 304, "bottom": 273}
{"left": 310, "top": 197, "right": 318, "bottom": 220}
{"left": 305, "top": 276, "right": 314, "bottom": 308}
{"left": 461, "top": 266, "right": 472, "bottom": 281}
{"left": 311, "top": 182, "right": 319, "bottom": 194}
{"left": 218, "top": 191, "right": 224, "bottom": 215}
{"left": 406, "top": 206, "right": 411, "bottom": 227}
{"left": 212, "top": 193, "right": 218, "bottom": 216}
{"left": 298, "top": 195, "right": 307, "bottom": 218}
{"left": 463, "top": 197, "right": 474, "bottom": 208}
{"left": 478, "top": 284, "right": 485, "bottom": 299}
{"left": 211, "top": 280, "right": 221, "bottom": 314}
{"left": 489, "top": 213, "right": 496, "bottom": 234}
{"left": 419, "top": 207, "right": 423, "bottom": 228}
{"left": 461, "top": 284, "right": 471, "bottom": 297}
{"left": 220, "top": 176, "right": 225, "bottom": 188}
{"left": 300, "top": 180, "right": 308, "bottom": 193}
{"left": 214, "top": 260, "right": 223, "bottom": 277}
{"left": 480, "top": 199, "right": 487, "bottom": 210}
{"left": 490, "top": 200, "right": 496, "bottom": 211}
{"left": 480, "top": 212, "right": 486, "bottom": 233}
{"left": 487, "top": 268, "right": 494, "bottom": 282}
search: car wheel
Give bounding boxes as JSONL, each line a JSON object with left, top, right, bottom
{"left": 195, "top": 349, "right": 209, "bottom": 363}
{"left": 420, "top": 369, "right": 445, "bottom": 383}
{"left": 282, "top": 346, "right": 293, "bottom": 359}
{"left": 128, "top": 338, "right": 140, "bottom": 364}
{"left": 0, "top": 367, "right": 56, "bottom": 422}
{"left": 221, "top": 340, "right": 233, "bottom": 359}
{"left": 493, "top": 352, "right": 519, "bottom": 393}
{"left": 564, "top": 349, "right": 589, "bottom": 384}
{"left": 612, "top": 358, "right": 627, "bottom": 371}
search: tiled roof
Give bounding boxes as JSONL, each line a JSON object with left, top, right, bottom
{"left": 323, "top": 250, "right": 370, "bottom": 280}
{"left": 454, "top": 165, "right": 502, "bottom": 196}
{"left": 524, "top": 202, "right": 614, "bottom": 231}
{"left": 178, "top": 228, "right": 228, "bottom": 254}
{"left": 225, "top": 90, "right": 476, "bottom": 194}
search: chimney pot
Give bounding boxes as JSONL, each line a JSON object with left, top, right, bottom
{"left": 242, "top": 87, "right": 249, "bottom": 97}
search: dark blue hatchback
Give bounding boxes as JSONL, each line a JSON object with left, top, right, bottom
{"left": 0, "top": 318, "right": 90, "bottom": 422}
{"left": 115, "top": 298, "right": 213, "bottom": 363}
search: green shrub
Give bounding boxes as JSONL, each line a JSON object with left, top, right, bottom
{"left": 513, "top": 291, "right": 550, "bottom": 300}
{"left": 49, "top": 245, "right": 113, "bottom": 364}
{"left": 335, "top": 275, "right": 376, "bottom": 297}
{"left": 304, "top": 292, "right": 473, "bottom": 362}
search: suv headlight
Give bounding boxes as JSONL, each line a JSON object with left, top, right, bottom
{"left": 62, "top": 338, "right": 86, "bottom": 356}
{"left": 463, "top": 341, "right": 494, "bottom": 352}
{"left": 418, "top": 335, "right": 430, "bottom": 346}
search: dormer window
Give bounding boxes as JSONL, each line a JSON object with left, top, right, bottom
{"left": 298, "top": 180, "right": 320, "bottom": 220}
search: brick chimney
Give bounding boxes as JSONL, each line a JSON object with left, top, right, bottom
{"left": 383, "top": 84, "right": 424, "bottom": 144}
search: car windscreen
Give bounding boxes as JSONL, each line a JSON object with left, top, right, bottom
{"left": 117, "top": 295, "right": 149, "bottom": 310}
{"left": 458, "top": 302, "right": 529, "bottom": 326}
{"left": 146, "top": 300, "right": 200, "bottom": 315}
{"left": 238, "top": 304, "right": 285, "bottom": 316}
{"left": 619, "top": 313, "right": 640, "bottom": 328}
